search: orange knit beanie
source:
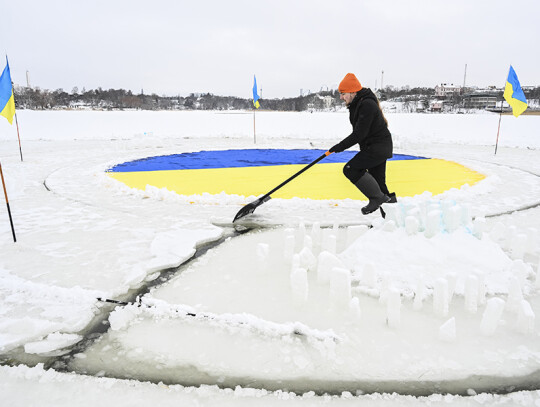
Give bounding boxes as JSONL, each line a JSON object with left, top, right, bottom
{"left": 338, "top": 73, "right": 362, "bottom": 93}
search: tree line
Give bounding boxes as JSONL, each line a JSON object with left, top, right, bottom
{"left": 12, "top": 85, "right": 540, "bottom": 112}
{"left": 13, "top": 86, "right": 345, "bottom": 111}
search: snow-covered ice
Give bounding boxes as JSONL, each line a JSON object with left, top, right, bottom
{"left": 1, "top": 110, "right": 540, "bottom": 405}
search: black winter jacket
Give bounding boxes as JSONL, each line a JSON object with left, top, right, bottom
{"left": 333, "top": 88, "right": 393, "bottom": 159}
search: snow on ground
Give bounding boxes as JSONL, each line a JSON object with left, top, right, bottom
{"left": 1, "top": 110, "right": 540, "bottom": 405}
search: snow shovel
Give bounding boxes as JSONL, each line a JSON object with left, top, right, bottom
{"left": 233, "top": 151, "right": 332, "bottom": 222}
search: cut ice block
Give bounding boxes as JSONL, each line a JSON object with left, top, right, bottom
{"left": 461, "top": 203, "right": 472, "bottom": 226}
{"left": 425, "top": 210, "right": 442, "bottom": 238}
{"left": 439, "top": 317, "right": 456, "bottom": 342}
{"left": 433, "top": 278, "right": 449, "bottom": 317}
{"left": 480, "top": 297, "right": 505, "bottom": 336}
{"left": 316, "top": 251, "right": 344, "bottom": 284}
{"left": 405, "top": 216, "right": 420, "bottom": 235}
{"left": 517, "top": 300, "right": 535, "bottom": 334}
{"left": 283, "top": 235, "right": 296, "bottom": 263}
{"left": 445, "top": 205, "right": 462, "bottom": 233}
{"left": 383, "top": 204, "right": 400, "bottom": 226}
{"left": 329, "top": 267, "right": 352, "bottom": 308}
{"left": 382, "top": 220, "right": 396, "bottom": 232}
{"left": 298, "top": 246, "right": 316, "bottom": 272}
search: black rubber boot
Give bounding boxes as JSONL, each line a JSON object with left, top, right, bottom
{"left": 355, "top": 173, "right": 391, "bottom": 215}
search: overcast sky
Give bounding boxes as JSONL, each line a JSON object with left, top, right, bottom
{"left": 2, "top": 0, "right": 539, "bottom": 99}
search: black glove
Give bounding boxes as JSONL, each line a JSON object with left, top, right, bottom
{"left": 329, "top": 143, "right": 344, "bottom": 153}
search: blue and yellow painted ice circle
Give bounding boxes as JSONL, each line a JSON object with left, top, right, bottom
{"left": 106, "top": 149, "right": 485, "bottom": 200}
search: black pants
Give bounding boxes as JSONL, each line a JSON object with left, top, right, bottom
{"left": 342, "top": 151, "right": 390, "bottom": 195}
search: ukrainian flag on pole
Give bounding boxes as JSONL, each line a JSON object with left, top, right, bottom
{"left": 503, "top": 65, "right": 528, "bottom": 117}
{"left": 253, "top": 75, "right": 260, "bottom": 109}
{"left": 0, "top": 57, "right": 16, "bottom": 125}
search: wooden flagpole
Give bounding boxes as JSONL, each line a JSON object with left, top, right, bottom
{"left": 0, "top": 161, "right": 16, "bottom": 242}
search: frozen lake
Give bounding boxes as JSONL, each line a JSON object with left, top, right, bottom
{"left": 1, "top": 110, "right": 540, "bottom": 406}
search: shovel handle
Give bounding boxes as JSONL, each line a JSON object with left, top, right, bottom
{"left": 232, "top": 151, "right": 332, "bottom": 222}
{"left": 261, "top": 151, "right": 332, "bottom": 199}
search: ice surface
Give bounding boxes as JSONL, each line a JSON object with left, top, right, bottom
{"left": 70, "top": 223, "right": 540, "bottom": 395}
{"left": 386, "top": 288, "right": 401, "bottom": 329}
{"left": 1, "top": 110, "right": 540, "bottom": 405}
{"left": 290, "top": 268, "right": 308, "bottom": 305}
{"left": 24, "top": 332, "right": 82, "bottom": 355}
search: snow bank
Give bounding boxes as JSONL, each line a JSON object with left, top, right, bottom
{"left": 3, "top": 364, "right": 540, "bottom": 407}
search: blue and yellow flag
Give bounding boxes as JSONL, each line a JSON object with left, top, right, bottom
{"left": 0, "top": 57, "right": 16, "bottom": 125}
{"left": 503, "top": 65, "right": 528, "bottom": 117}
{"left": 252, "top": 75, "right": 260, "bottom": 109}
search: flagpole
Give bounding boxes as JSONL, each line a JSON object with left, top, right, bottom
{"left": 252, "top": 75, "right": 259, "bottom": 144}
{"left": 13, "top": 112, "right": 23, "bottom": 161}
{"left": 11, "top": 83, "right": 23, "bottom": 161}
{"left": 494, "top": 66, "right": 511, "bottom": 155}
{"left": 5, "top": 56, "right": 23, "bottom": 161}
{"left": 0, "top": 161, "right": 17, "bottom": 242}
{"left": 494, "top": 109, "right": 502, "bottom": 155}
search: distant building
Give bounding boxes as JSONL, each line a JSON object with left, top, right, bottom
{"left": 430, "top": 100, "right": 444, "bottom": 112}
{"left": 317, "top": 94, "right": 334, "bottom": 109}
{"left": 463, "top": 93, "right": 497, "bottom": 110}
{"left": 435, "top": 83, "right": 461, "bottom": 98}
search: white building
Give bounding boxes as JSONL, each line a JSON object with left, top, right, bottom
{"left": 435, "top": 83, "right": 461, "bottom": 98}
{"left": 463, "top": 93, "right": 497, "bottom": 110}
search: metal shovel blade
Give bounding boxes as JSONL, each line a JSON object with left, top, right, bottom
{"left": 233, "top": 196, "right": 271, "bottom": 222}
